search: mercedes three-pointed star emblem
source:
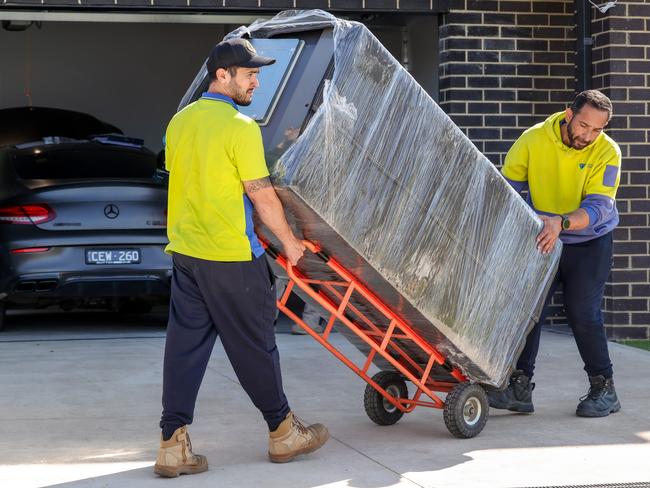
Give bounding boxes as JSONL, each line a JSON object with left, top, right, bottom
{"left": 104, "top": 204, "right": 119, "bottom": 219}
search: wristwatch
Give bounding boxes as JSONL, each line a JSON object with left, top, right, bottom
{"left": 561, "top": 215, "right": 571, "bottom": 231}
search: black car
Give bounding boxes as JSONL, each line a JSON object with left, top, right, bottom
{"left": 0, "top": 107, "right": 171, "bottom": 330}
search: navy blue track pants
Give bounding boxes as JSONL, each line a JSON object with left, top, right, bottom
{"left": 517, "top": 232, "right": 614, "bottom": 379}
{"left": 159, "top": 252, "right": 290, "bottom": 435}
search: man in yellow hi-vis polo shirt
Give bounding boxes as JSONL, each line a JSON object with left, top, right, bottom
{"left": 489, "top": 90, "right": 622, "bottom": 419}
{"left": 154, "top": 39, "right": 328, "bottom": 478}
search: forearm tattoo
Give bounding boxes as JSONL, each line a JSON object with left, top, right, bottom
{"left": 244, "top": 176, "right": 273, "bottom": 193}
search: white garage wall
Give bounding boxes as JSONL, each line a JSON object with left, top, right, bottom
{"left": 0, "top": 21, "right": 228, "bottom": 152}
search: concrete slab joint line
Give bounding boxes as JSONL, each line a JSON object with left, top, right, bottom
{"left": 517, "top": 483, "right": 650, "bottom": 488}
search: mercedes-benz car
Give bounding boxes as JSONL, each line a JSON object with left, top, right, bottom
{"left": 0, "top": 107, "right": 171, "bottom": 330}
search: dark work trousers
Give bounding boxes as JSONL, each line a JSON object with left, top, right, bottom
{"left": 159, "top": 252, "right": 290, "bottom": 438}
{"left": 517, "top": 231, "right": 614, "bottom": 379}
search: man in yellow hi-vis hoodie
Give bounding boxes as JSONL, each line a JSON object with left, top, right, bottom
{"left": 489, "top": 90, "right": 622, "bottom": 418}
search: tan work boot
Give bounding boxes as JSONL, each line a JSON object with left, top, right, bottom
{"left": 154, "top": 425, "right": 208, "bottom": 478}
{"left": 268, "top": 412, "right": 329, "bottom": 463}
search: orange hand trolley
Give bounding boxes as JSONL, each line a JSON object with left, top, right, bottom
{"left": 265, "top": 240, "right": 490, "bottom": 439}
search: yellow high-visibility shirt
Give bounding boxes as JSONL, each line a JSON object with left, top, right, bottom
{"left": 164, "top": 93, "right": 269, "bottom": 261}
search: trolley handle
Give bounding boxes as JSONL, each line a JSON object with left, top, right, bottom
{"left": 301, "top": 240, "right": 330, "bottom": 263}
{"left": 266, "top": 240, "right": 329, "bottom": 264}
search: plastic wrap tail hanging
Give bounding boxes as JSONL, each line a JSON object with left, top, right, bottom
{"left": 588, "top": 0, "right": 617, "bottom": 14}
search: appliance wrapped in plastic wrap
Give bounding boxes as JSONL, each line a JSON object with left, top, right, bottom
{"left": 179, "top": 10, "right": 561, "bottom": 388}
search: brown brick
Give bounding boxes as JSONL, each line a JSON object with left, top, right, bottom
{"left": 446, "top": 89, "right": 483, "bottom": 101}
{"left": 517, "top": 39, "right": 549, "bottom": 51}
{"left": 446, "top": 12, "right": 483, "bottom": 24}
{"left": 615, "top": 242, "right": 648, "bottom": 255}
{"left": 533, "top": 1, "right": 565, "bottom": 14}
{"left": 551, "top": 65, "right": 574, "bottom": 77}
{"left": 549, "top": 14, "right": 573, "bottom": 26}
{"left": 533, "top": 52, "right": 566, "bottom": 64}
{"left": 500, "top": 26, "right": 533, "bottom": 37}
{"left": 484, "top": 13, "right": 516, "bottom": 24}
{"left": 440, "top": 51, "right": 467, "bottom": 63}
{"left": 607, "top": 326, "right": 648, "bottom": 339}
{"left": 610, "top": 298, "right": 648, "bottom": 312}
{"left": 629, "top": 89, "right": 650, "bottom": 100}
{"left": 611, "top": 270, "right": 648, "bottom": 283}
{"left": 484, "top": 38, "right": 516, "bottom": 50}
{"left": 631, "top": 200, "right": 650, "bottom": 213}
{"left": 632, "top": 256, "right": 650, "bottom": 268}
{"left": 500, "top": 1, "right": 532, "bottom": 13}
{"left": 501, "top": 77, "right": 533, "bottom": 88}
{"left": 484, "top": 89, "right": 517, "bottom": 101}
{"left": 632, "top": 284, "right": 650, "bottom": 296}
{"left": 450, "top": 115, "right": 483, "bottom": 127}
{"left": 629, "top": 61, "right": 650, "bottom": 74}
{"left": 486, "top": 115, "right": 517, "bottom": 126}
{"left": 468, "top": 102, "right": 500, "bottom": 114}
{"left": 517, "top": 90, "right": 549, "bottom": 101}
{"left": 517, "top": 64, "right": 549, "bottom": 76}
{"left": 610, "top": 103, "right": 646, "bottom": 116}
{"left": 467, "top": 26, "right": 499, "bottom": 36}
{"left": 627, "top": 3, "right": 650, "bottom": 17}
{"left": 603, "top": 312, "right": 631, "bottom": 326}
{"left": 468, "top": 51, "right": 500, "bottom": 62}
{"left": 467, "top": 0, "right": 497, "bottom": 10}
{"left": 446, "top": 38, "right": 482, "bottom": 50}
{"left": 532, "top": 26, "right": 568, "bottom": 39}
{"left": 608, "top": 17, "right": 645, "bottom": 31}
{"left": 632, "top": 228, "right": 650, "bottom": 241}
{"left": 501, "top": 51, "right": 532, "bottom": 62}
{"left": 618, "top": 185, "right": 648, "bottom": 201}
{"left": 444, "top": 63, "right": 483, "bottom": 75}
{"left": 440, "top": 25, "right": 466, "bottom": 37}
{"left": 516, "top": 13, "right": 549, "bottom": 25}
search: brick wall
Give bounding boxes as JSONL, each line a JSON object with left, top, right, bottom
{"left": 439, "top": 0, "right": 575, "bottom": 166}
{"left": 592, "top": 0, "right": 650, "bottom": 339}
{"left": 439, "top": 0, "right": 650, "bottom": 339}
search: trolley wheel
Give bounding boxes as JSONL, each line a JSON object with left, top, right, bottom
{"left": 364, "top": 371, "right": 408, "bottom": 426}
{"left": 443, "top": 383, "right": 489, "bottom": 439}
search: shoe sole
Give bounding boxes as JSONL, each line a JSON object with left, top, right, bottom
{"left": 489, "top": 401, "right": 534, "bottom": 413}
{"left": 576, "top": 401, "right": 621, "bottom": 418}
{"left": 154, "top": 458, "right": 208, "bottom": 478}
{"left": 268, "top": 432, "right": 330, "bottom": 463}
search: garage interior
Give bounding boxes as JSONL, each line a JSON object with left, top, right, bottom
{"left": 0, "top": 11, "right": 438, "bottom": 153}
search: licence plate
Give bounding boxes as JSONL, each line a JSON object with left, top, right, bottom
{"left": 85, "top": 248, "right": 141, "bottom": 265}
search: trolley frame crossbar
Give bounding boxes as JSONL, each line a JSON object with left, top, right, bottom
{"left": 265, "top": 240, "right": 467, "bottom": 414}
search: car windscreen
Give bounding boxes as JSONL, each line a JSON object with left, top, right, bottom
{"left": 237, "top": 38, "right": 304, "bottom": 126}
{"left": 11, "top": 145, "right": 157, "bottom": 179}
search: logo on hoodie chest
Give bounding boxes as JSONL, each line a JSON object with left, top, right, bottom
{"left": 578, "top": 163, "right": 593, "bottom": 170}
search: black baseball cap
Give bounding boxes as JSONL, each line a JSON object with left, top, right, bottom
{"left": 206, "top": 38, "right": 276, "bottom": 75}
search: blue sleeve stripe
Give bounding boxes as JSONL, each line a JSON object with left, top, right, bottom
{"left": 505, "top": 177, "right": 528, "bottom": 194}
{"left": 603, "top": 165, "right": 618, "bottom": 187}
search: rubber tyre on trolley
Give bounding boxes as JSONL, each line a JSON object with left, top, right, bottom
{"left": 443, "top": 383, "right": 489, "bottom": 438}
{"left": 364, "top": 371, "right": 408, "bottom": 426}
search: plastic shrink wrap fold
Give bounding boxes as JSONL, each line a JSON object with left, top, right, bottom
{"left": 179, "top": 10, "right": 562, "bottom": 388}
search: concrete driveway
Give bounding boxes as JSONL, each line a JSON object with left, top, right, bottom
{"left": 0, "top": 310, "right": 649, "bottom": 488}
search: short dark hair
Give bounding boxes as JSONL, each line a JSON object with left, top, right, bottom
{"left": 208, "top": 65, "right": 238, "bottom": 82}
{"left": 570, "top": 90, "right": 613, "bottom": 122}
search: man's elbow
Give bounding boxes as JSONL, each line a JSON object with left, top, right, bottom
{"left": 247, "top": 187, "right": 280, "bottom": 209}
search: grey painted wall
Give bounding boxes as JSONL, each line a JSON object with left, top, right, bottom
{"left": 0, "top": 22, "right": 227, "bottom": 152}
{"left": 0, "top": 18, "right": 437, "bottom": 152}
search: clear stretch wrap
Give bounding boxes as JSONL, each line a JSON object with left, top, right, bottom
{"left": 180, "top": 10, "right": 562, "bottom": 387}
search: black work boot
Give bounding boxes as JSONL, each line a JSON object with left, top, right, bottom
{"left": 576, "top": 375, "right": 621, "bottom": 418}
{"left": 487, "top": 370, "right": 535, "bottom": 413}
